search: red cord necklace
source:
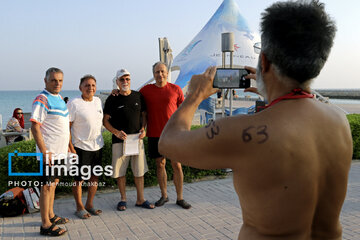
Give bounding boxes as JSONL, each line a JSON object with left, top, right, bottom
{"left": 266, "top": 88, "right": 314, "bottom": 109}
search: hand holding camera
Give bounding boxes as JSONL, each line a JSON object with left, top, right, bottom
{"left": 213, "top": 68, "right": 251, "bottom": 89}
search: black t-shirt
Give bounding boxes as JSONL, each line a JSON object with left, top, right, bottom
{"left": 103, "top": 91, "right": 146, "bottom": 144}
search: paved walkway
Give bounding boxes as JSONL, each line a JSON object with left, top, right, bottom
{"left": 1, "top": 162, "right": 360, "bottom": 240}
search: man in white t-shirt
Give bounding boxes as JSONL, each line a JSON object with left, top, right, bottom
{"left": 30, "top": 67, "right": 69, "bottom": 236}
{"left": 68, "top": 75, "right": 104, "bottom": 219}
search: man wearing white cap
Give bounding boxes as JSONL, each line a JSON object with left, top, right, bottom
{"left": 103, "top": 69, "right": 155, "bottom": 211}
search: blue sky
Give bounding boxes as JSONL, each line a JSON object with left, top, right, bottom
{"left": 0, "top": 0, "right": 359, "bottom": 91}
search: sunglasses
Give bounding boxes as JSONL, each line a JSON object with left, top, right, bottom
{"left": 253, "top": 42, "right": 261, "bottom": 54}
{"left": 119, "top": 77, "right": 131, "bottom": 82}
{"left": 16, "top": 112, "right": 23, "bottom": 115}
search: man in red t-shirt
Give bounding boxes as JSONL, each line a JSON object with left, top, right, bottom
{"left": 140, "top": 62, "right": 191, "bottom": 209}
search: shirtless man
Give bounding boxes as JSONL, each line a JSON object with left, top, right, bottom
{"left": 159, "top": 1, "right": 352, "bottom": 239}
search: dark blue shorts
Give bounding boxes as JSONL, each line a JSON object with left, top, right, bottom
{"left": 147, "top": 137, "right": 162, "bottom": 159}
{"left": 73, "top": 147, "right": 103, "bottom": 181}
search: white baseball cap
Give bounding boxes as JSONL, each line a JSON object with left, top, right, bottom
{"left": 115, "top": 69, "right": 130, "bottom": 80}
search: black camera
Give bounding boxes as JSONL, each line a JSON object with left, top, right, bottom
{"left": 213, "top": 68, "right": 250, "bottom": 89}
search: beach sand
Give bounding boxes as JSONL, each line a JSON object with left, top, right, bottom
{"left": 334, "top": 103, "right": 360, "bottom": 114}
{"left": 226, "top": 99, "right": 360, "bottom": 114}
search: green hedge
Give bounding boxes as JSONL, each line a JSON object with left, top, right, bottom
{"left": 0, "top": 126, "right": 224, "bottom": 193}
{"left": 347, "top": 114, "right": 360, "bottom": 159}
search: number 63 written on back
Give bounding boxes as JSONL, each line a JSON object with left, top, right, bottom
{"left": 242, "top": 125, "right": 269, "bottom": 144}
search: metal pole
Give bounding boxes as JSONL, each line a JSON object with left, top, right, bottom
{"left": 229, "top": 52, "right": 234, "bottom": 116}
{"left": 158, "top": 38, "right": 164, "bottom": 62}
{"left": 221, "top": 32, "right": 235, "bottom": 117}
{"left": 221, "top": 52, "right": 226, "bottom": 117}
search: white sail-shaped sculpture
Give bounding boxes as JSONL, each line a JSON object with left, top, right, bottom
{"left": 172, "top": 0, "right": 260, "bottom": 89}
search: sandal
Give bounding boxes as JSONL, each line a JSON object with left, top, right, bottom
{"left": 40, "top": 223, "right": 67, "bottom": 236}
{"left": 155, "top": 197, "right": 169, "bottom": 207}
{"left": 117, "top": 201, "right": 127, "bottom": 211}
{"left": 75, "top": 209, "right": 91, "bottom": 219}
{"left": 135, "top": 200, "right": 155, "bottom": 209}
{"left": 176, "top": 199, "right": 192, "bottom": 209}
{"left": 86, "top": 207, "right": 102, "bottom": 215}
{"left": 50, "top": 214, "right": 69, "bottom": 225}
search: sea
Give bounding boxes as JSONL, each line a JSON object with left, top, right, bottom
{"left": 0, "top": 90, "right": 108, "bottom": 127}
{"left": 0, "top": 90, "right": 359, "bottom": 128}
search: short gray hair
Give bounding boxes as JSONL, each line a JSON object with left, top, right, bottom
{"left": 152, "top": 61, "right": 168, "bottom": 74}
{"left": 45, "top": 67, "right": 63, "bottom": 82}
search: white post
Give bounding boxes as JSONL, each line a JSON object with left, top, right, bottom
{"left": 221, "top": 32, "right": 235, "bottom": 116}
{"left": 159, "top": 37, "right": 173, "bottom": 83}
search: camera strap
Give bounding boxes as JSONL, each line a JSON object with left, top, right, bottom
{"left": 266, "top": 88, "right": 314, "bottom": 109}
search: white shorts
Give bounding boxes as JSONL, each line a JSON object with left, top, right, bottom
{"left": 111, "top": 140, "right": 148, "bottom": 178}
